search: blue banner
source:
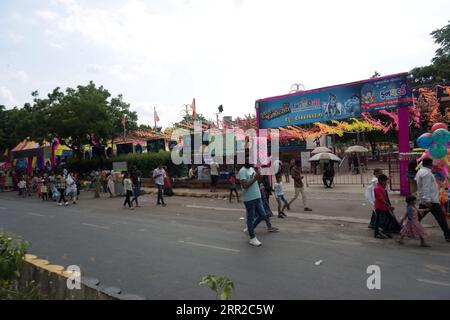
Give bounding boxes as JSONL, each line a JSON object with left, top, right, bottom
{"left": 257, "top": 73, "right": 412, "bottom": 129}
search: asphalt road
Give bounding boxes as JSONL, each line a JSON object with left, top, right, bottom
{"left": 0, "top": 191, "right": 449, "bottom": 299}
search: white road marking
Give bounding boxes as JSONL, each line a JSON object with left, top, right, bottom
{"left": 27, "top": 212, "right": 45, "bottom": 217}
{"left": 416, "top": 278, "right": 450, "bottom": 287}
{"left": 112, "top": 221, "right": 128, "bottom": 225}
{"left": 179, "top": 240, "right": 240, "bottom": 253}
{"left": 82, "top": 223, "right": 110, "bottom": 230}
{"left": 186, "top": 205, "right": 370, "bottom": 224}
{"left": 187, "top": 205, "right": 243, "bottom": 212}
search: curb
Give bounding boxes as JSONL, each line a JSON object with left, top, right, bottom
{"left": 23, "top": 254, "right": 146, "bottom": 300}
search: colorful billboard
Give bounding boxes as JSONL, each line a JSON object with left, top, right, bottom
{"left": 256, "top": 73, "right": 412, "bottom": 129}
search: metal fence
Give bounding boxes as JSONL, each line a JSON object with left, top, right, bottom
{"left": 387, "top": 152, "right": 400, "bottom": 192}
{"left": 304, "top": 155, "right": 395, "bottom": 187}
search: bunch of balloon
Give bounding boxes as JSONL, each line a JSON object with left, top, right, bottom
{"left": 416, "top": 123, "right": 450, "bottom": 181}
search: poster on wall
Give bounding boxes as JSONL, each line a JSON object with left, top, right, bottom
{"left": 257, "top": 73, "right": 412, "bottom": 129}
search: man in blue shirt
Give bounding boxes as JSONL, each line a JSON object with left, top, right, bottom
{"left": 239, "top": 156, "right": 278, "bottom": 247}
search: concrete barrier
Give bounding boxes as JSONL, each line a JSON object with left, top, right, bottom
{"left": 19, "top": 254, "right": 145, "bottom": 300}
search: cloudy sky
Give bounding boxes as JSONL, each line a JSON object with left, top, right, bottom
{"left": 0, "top": 0, "right": 449, "bottom": 128}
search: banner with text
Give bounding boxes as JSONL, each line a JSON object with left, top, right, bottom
{"left": 257, "top": 73, "right": 412, "bottom": 129}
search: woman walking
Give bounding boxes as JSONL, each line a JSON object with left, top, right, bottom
{"left": 107, "top": 172, "right": 115, "bottom": 198}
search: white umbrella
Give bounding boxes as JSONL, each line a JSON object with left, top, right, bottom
{"left": 311, "top": 147, "right": 332, "bottom": 154}
{"left": 345, "top": 146, "right": 369, "bottom": 153}
{"left": 308, "top": 152, "right": 341, "bottom": 162}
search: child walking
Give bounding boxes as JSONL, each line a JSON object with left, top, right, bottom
{"left": 274, "top": 174, "right": 290, "bottom": 218}
{"left": 398, "top": 195, "right": 431, "bottom": 247}
{"left": 228, "top": 172, "right": 239, "bottom": 203}
{"left": 18, "top": 177, "right": 27, "bottom": 197}
{"left": 41, "top": 177, "right": 48, "bottom": 201}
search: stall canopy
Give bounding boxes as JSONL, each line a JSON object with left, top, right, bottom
{"left": 10, "top": 139, "right": 71, "bottom": 159}
{"left": 10, "top": 139, "right": 50, "bottom": 159}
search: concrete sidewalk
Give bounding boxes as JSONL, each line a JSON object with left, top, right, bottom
{"left": 142, "top": 180, "right": 404, "bottom": 201}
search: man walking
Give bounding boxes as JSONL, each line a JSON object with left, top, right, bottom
{"left": 289, "top": 160, "right": 312, "bottom": 212}
{"left": 56, "top": 171, "right": 68, "bottom": 206}
{"left": 416, "top": 158, "right": 450, "bottom": 242}
{"left": 282, "top": 162, "right": 290, "bottom": 183}
{"left": 153, "top": 164, "right": 167, "bottom": 207}
{"left": 239, "top": 157, "right": 278, "bottom": 247}
{"left": 131, "top": 168, "right": 141, "bottom": 208}
{"left": 210, "top": 161, "right": 219, "bottom": 192}
{"left": 66, "top": 171, "right": 77, "bottom": 204}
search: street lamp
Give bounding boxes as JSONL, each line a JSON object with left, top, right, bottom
{"left": 290, "top": 83, "right": 305, "bottom": 93}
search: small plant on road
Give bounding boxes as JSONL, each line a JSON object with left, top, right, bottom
{"left": 199, "top": 275, "right": 234, "bottom": 300}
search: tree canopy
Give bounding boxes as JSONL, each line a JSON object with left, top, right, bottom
{"left": 411, "top": 21, "right": 450, "bottom": 86}
{"left": 0, "top": 82, "right": 138, "bottom": 158}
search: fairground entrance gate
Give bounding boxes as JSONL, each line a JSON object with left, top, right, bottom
{"left": 256, "top": 73, "right": 413, "bottom": 196}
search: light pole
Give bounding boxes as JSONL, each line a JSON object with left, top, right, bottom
{"left": 290, "top": 83, "right": 305, "bottom": 93}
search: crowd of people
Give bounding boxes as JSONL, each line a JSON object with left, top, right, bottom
{"left": 0, "top": 162, "right": 171, "bottom": 211}
{"left": 365, "top": 157, "right": 450, "bottom": 246}
{"left": 3, "top": 153, "right": 450, "bottom": 248}
{"left": 11, "top": 168, "right": 80, "bottom": 206}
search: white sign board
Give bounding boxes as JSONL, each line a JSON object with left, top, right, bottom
{"left": 300, "top": 152, "right": 311, "bottom": 171}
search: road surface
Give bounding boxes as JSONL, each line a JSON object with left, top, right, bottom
{"left": 0, "top": 191, "right": 449, "bottom": 299}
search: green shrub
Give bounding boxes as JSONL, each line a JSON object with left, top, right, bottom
{"left": 66, "top": 151, "right": 187, "bottom": 178}
{"left": 0, "top": 232, "right": 38, "bottom": 300}
{"left": 0, "top": 232, "right": 28, "bottom": 283}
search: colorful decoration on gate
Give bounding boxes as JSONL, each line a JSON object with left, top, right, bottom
{"left": 360, "top": 112, "right": 393, "bottom": 134}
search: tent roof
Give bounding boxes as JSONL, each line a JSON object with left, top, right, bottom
{"left": 11, "top": 139, "right": 49, "bottom": 152}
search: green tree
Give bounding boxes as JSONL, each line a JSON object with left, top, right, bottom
{"left": 171, "top": 112, "right": 208, "bottom": 129}
{"left": 411, "top": 21, "right": 450, "bottom": 86}
{"left": 0, "top": 83, "right": 139, "bottom": 156}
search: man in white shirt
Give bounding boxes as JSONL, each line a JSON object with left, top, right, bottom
{"left": 416, "top": 158, "right": 450, "bottom": 242}
{"left": 65, "top": 172, "right": 77, "bottom": 204}
{"left": 153, "top": 164, "right": 167, "bottom": 207}
{"left": 210, "top": 161, "right": 219, "bottom": 192}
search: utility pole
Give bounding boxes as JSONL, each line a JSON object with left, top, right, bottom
{"left": 154, "top": 106, "right": 157, "bottom": 131}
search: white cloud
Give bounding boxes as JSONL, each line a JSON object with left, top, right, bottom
{"left": 0, "top": 87, "right": 17, "bottom": 106}
{"left": 35, "top": 9, "right": 60, "bottom": 21}
{"left": 49, "top": 42, "right": 65, "bottom": 49}
{"left": 9, "top": 71, "right": 30, "bottom": 84}
{"left": 8, "top": 32, "right": 24, "bottom": 44}
{"left": 86, "top": 64, "right": 103, "bottom": 74}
